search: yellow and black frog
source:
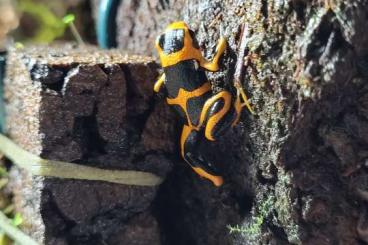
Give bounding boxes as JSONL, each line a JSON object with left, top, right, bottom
{"left": 154, "top": 21, "right": 254, "bottom": 187}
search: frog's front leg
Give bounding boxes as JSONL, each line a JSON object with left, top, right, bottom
{"left": 200, "top": 38, "right": 227, "bottom": 72}
{"left": 154, "top": 73, "right": 166, "bottom": 93}
{"left": 180, "top": 124, "right": 224, "bottom": 186}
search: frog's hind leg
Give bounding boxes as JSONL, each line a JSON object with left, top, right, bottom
{"left": 180, "top": 125, "right": 224, "bottom": 186}
{"left": 202, "top": 91, "right": 235, "bottom": 141}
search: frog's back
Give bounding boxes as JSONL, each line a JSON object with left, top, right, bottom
{"left": 164, "top": 60, "right": 207, "bottom": 95}
{"left": 164, "top": 60, "right": 212, "bottom": 126}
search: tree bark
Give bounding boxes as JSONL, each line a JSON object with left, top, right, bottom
{"left": 110, "top": 0, "right": 368, "bottom": 244}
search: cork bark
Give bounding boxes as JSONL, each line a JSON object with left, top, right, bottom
{"left": 109, "top": 0, "right": 368, "bottom": 244}
{"left": 4, "top": 44, "right": 175, "bottom": 244}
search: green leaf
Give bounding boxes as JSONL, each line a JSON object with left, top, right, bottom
{"left": 18, "top": 0, "right": 67, "bottom": 43}
{"left": 2, "top": 205, "right": 14, "bottom": 215}
{"left": 11, "top": 213, "right": 22, "bottom": 227}
{"left": 0, "top": 167, "right": 7, "bottom": 177}
{"left": 0, "top": 232, "right": 11, "bottom": 245}
{"left": 0, "top": 211, "right": 37, "bottom": 245}
{"left": 0, "top": 178, "right": 8, "bottom": 190}
{"left": 62, "top": 14, "right": 75, "bottom": 25}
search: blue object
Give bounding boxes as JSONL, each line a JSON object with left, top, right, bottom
{"left": 0, "top": 51, "right": 6, "bottom": 133}
{"left": 97, "top": 0, "right": 121, "bottom": 49}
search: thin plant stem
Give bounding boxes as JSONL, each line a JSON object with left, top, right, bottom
{"left": 69, "top": 22, "right": 85, "bottom": 46}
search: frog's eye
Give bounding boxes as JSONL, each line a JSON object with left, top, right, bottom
{"left": 193, "top": 60, "right": 199, "bottom": 70}
{"left": 157, "top": 34, "right": 165, "bottom": 50}
{"left": 161, "top": 29, "right": 184, "bottom": 54}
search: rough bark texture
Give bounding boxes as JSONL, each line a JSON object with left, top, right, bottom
{"left": 4, "top": 44, "right": 175, "bottom": 244}
{"left": 107, "top": 0, "right": 368, "bottom": 244}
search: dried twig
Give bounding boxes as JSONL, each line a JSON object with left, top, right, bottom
{"left": 233, "top": 23, "right": 250, "bottom": 89}
{"left": 233, "top": 23, "right": 255, "bottom": 114}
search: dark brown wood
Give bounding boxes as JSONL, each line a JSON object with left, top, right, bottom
{"left": 4, "top": 44, "right": 175, "bottom": 244}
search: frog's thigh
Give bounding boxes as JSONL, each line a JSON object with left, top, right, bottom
{"left": 203, "top": 91, "right": 233, "bottom": 141}
{"left": 180, "top": 124, "right": 197, "bottom": 158}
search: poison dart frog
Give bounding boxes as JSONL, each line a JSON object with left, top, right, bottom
{"left": 154, "top": 21, "right": 254, "bottom": 187}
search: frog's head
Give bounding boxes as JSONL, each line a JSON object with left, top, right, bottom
{"left": 155, "top": 21, "right": 202, "bottom": 68}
